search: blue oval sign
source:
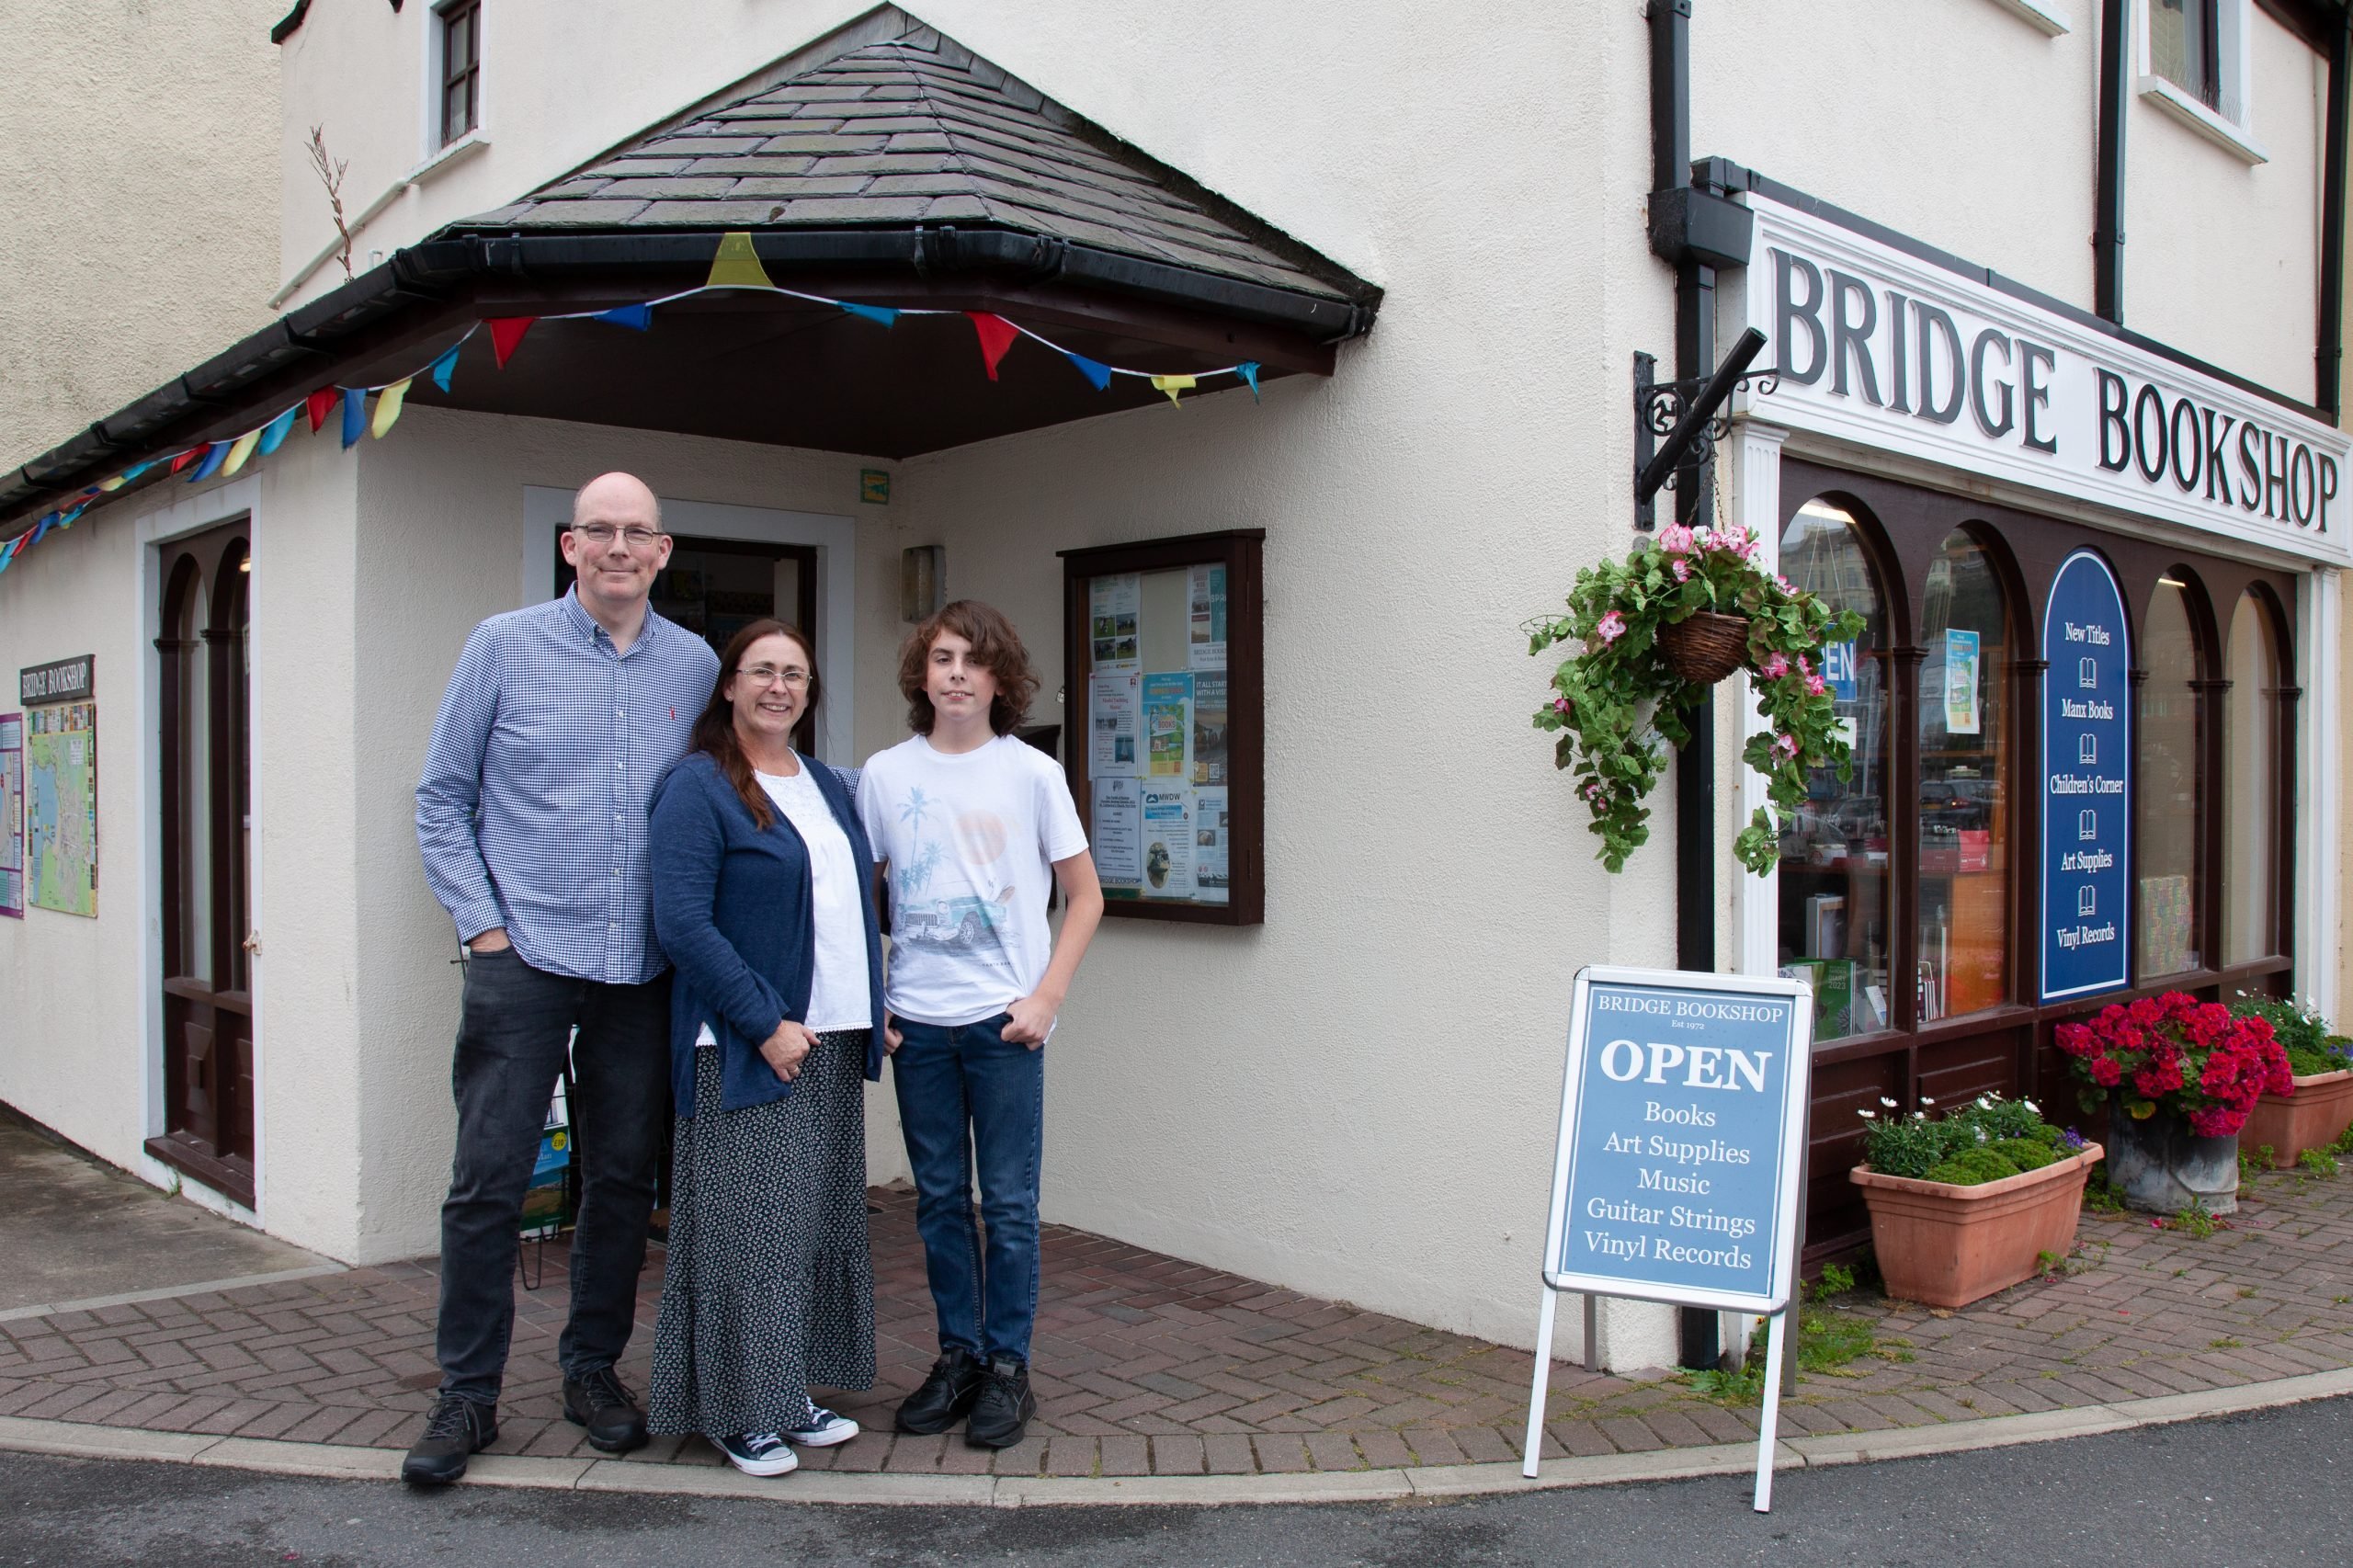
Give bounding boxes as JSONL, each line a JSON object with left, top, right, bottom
{"left": 2040, "top": 551, "right": 2131, "bottom": 1000}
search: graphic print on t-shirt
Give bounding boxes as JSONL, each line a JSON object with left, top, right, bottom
{"left": 889, "top": 786, "right": 1020, "bottom": 959}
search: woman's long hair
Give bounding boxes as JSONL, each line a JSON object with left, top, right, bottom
{"left": 690, "top": 618, "right": 822, "bottom": 831}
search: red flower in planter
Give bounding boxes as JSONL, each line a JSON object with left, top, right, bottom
{"left": 2061, "top": 993, "right": 2295, "bottom": 1138}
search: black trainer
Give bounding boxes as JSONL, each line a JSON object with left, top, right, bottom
{"left": 563, "top": 1367, "right": 649, "bottom": 1454}
{"left": 401, "top": 1394, "right": 497, "bottom": 1485}
{"left": 964, "top": 1356, "right": 1036, "bottom": 1449}
{"left": 894, "top": 1346, "right": 985, "bottom": 1434}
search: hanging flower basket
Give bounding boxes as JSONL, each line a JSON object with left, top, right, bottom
{"left": 1526, "top": 522, "right": 1865, "bottom": 875}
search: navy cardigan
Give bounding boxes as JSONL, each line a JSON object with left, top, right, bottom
{"left": 648, "top": 750, "right": 887, "bottom": 1116}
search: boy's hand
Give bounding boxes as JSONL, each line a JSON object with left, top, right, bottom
{"left": 1001, "top": 991, "right": 1061, "bottom": 1049}
{"left": 883, "top": 1016, "right": 904, "bottom": 1055}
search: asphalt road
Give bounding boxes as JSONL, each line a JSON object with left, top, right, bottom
{"left": 5, "top": 1396, "right": 2348, "bottom": 1568}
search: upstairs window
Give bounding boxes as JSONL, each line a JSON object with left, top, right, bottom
{"left": 2150, "top": 0, "right": 2222, "bottom": 114}
{"left": 438, "top": 1, "right": 481, "bottom": 147}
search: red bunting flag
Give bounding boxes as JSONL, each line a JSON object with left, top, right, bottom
{"left": 488, "top": 317, "right": 538, "bottom": 369}
{"left": 169, "top": 448, "right": 201, "bottom": 473}
{"left": 306, "top": 387, "right": 338, "bottom": 432}
{"left": 966, "top": 312, "right": 1019, "bottom": 381}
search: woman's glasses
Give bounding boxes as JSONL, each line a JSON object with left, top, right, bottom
{"left": 739, "top": 665, "right": 812, "bottom": 689}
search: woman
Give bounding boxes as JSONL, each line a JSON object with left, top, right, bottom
{"left": 647, "top": 619, "right": 888, "bottom": 1477}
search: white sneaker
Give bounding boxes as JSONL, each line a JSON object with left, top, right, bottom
{"left": 716, "top": 1431, "right": 799, "bottom": 1476}
{"left": 780, "top": 1403, "right": 860, "bottom": 1449}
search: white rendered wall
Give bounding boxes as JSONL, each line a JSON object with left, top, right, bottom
{"left": 0, "top": 0, "right": 281, "bottom": 465}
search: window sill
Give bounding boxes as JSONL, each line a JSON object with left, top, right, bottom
{"left": 406, "top": 130, "right": 491, "bottom": 187}
{"left": 1984, "top": 0, "right": 2070, "bottom": 37}
{"left": 2137, "top": 75, "right": 2268, "bottom": 165}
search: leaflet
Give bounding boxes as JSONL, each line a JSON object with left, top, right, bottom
{"left": 1089, "top": 672, "right": 1140, "bottom": 777}
{"left": 1190, "top": 672, "right": 1228, "bottom": 786}
{"left": 1188, "top": 563, "right": 1228, "bottom": 670}
{"left": 1142, "top": 672, "right": 1192, "bottom": 778}
{"left": 1093, "top": 777, "right": 1142, "bottom": 884}
{"left": 1192, "top": 787, "right": 1229, "bottom": 904}
{"left": 1141, "top": 783, "right": 1194, "bottom": 898}
{"left": 1090, "top": 573, "right": 1141, "bottom": 669}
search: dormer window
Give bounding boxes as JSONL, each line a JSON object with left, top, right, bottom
{"left": 438, "top": 1, "right": 481, "bottom": 147}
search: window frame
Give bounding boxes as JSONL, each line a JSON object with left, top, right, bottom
{"left": 433, "top": 0, "right": 483, "bottom": 152}
{"left": 2136, "top": 0, "right": 2269, "bottom": 163}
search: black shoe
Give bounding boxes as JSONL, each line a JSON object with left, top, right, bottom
{"left": 894, "top": 1346, "right": 985, "bottom": 1434}
{"left": 964, "top": 1357, "right": 1036, "bottom": 1449}
{"left": 401, "top": 1395, "right": 497, "bottom": 1485}
{"left": 563, "top": 1367, "right": 649, "bottom": 1454}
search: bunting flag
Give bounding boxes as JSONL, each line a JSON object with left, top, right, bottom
{"left": 592, "top": 304, "right": 654, "bottom": 331}
{"left": 97, "top": 472, "right": 130, "bottom": 493}
{"left": 839, "top": 301, "right": 900, "bottom": 327}
{"left": 1236, "top": 361, "right": 1262, "bottom": 402}
{"left": 56, "top": 504, "right": 85, "bottom": 528}
{"left": 429, "top": 344, "right": 462, "bottom": 392}
{"left": 705, "top": 231, "right": 775, "bottom": 290}
{"left": 1065, "top": 352, "right": 1112, "bottom": 392}
{"left": 488, "top": 317, "right": 537, "bottom": 369}
{"left": 340, "top": 388, "right": 368, "bottom": 449}
{"left": 371, "top": 378, "right": 412, "bottom": 438}
{"left": 256, "top": 406, "right": 299, "bottom": 456}
{"left": 188, "top": 441, "right": 231, "bottom": 482}
{"left": 306, "top": 386, "right": 338, "bottom": 432}
{"left": 170, "top": 447, "right": 202, "bottom": 474}
{"left": 220, "top": 428, "right": 262, "bottom": 477}
{"left": 1150, "top": 374, "right": 1196, "bottom": 407}
{"left": 967, "top": 312, "right": 1020, "bottom": 380}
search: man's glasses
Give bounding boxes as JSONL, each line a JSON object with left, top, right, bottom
{"left": 571, "top": 523, "right": 665, "bottom": 549}
{"left": 740, "top": 665, "right": 812, "bottom": 689}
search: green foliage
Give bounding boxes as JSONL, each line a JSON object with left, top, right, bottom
{"left": 2241, "top": 1144, "right": 2276, "bottom": 1180}
{"left": 2170, "top": 1200, "right": 2220, "bottom": 1239}
{"left": 1527, "top": 526, "right": 1864, "bottom": 874}
{"left": 2229, "top": 993, "right": 2349, "bottom": 1077}
{"left": 1858, "top": 1092, "right": 2071, "bottom": 1182}
{"left": 2299, "top": 1148, "right": 2340, "bottom": 1180}
{"left": 1685, "top": 1301, "right": 1895, "bottom": 1405}
{"left": 1815, "top": 1263, "right": 1857, "bottom": 1299}
{"left": 2083, "top": 1175, "right": 2125, "bottom": 1213}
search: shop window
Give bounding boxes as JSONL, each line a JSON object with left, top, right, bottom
{"left": 2221, "top": 590, "right": 2282, "bottom": 962}
{"left": 1776, "top": 500, "right": 1892, "bottom": 1040}
{"left": 2135, "top": 574, "right": 2205, "bottom": 977}
{"left": 1917, "top": 531, "right": 2011, "bottom": 1021}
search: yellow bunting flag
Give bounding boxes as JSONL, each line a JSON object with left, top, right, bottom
{"left": 706, "top": 231, "right": 775, "bottom": 290}
{"left": 97, "top": 473, "right": 128, "bottom": 492}
{"left": 371, "top": 377, "right": 413, "bottom": 438}
{"left": 1151, "top": 374, "right": 1196, "bottom": 407}
{"left": 221, "top": 428, "right": 262, "bottom": 476}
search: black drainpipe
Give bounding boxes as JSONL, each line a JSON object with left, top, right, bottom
{"left": 2318, "top": 10, "right": 2349, "bottom": 416}
{"left": 2095, "top": 0, "right": 2129, "bottom": 324}
{"left": 1649, "top": 0, "right": 1721, "bottom": 1373}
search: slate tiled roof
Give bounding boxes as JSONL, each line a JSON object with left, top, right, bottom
{"left": 447, "top": 31, "right": 1363, "bottom": 303}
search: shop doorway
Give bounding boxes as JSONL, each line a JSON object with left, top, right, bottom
{"left": 554, "top": 531, "right": 819, "bottom": 752}
{"left": 149, "top": 521, "right": 255, "bottom": 1207}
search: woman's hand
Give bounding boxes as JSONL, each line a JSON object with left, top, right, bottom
{"left": 759, "top": 1020, "right": 820, "bottom": 1083}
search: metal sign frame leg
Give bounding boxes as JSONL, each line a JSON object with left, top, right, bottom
{"left": 1753, "top": 1307, "right": 1789, "bottom": 1512}
{"left": 1520, "top": 1286, "right": 1558, "bottom": 1480}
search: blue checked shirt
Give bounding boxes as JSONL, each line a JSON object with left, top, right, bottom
{"left": 416, "top": 589, "right": 720, "bottom": 984}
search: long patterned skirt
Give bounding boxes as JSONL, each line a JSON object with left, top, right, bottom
{"left": 648, "top": 1029, "right": 875, "bottom": 1437}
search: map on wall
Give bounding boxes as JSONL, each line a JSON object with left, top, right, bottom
{"left": 26, "top": 701, "right": 97, "bottom": 917}
{"left": 0, "top": 712, "right": 22, "bottom": 918}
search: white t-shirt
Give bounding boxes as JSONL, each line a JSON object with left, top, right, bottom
{"left": 857, "top": 733, "right": 1088, "bottom": 1028}
{"left": 694, "top": 765, "right": 872, "bottom": 1043}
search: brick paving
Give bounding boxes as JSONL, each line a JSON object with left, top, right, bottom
{"left": 3, "top": 1168, "right": 2350, "bottom": 1479}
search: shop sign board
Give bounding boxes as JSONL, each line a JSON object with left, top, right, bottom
{"left": 2040, "top": 551, "right": 2133, "bottom": 1001}
{"left": 1520, "top": 966, "right": 1813, "bottom": 1510}
{"left": 1737, "top": 194, "right": 2353, "bottom": 567}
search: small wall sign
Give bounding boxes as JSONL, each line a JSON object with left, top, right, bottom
{"left": 19, "top": 655, "right": 93, "bottom": 707}
{"left": 859, "top": 468, "right": 891, "bottom": 505}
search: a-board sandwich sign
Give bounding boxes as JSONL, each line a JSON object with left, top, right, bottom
{"left": 1522, "top": 965, "right": 1813, "bottom": 1510}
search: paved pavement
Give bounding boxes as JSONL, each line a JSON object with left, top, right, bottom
{"left": 0, "top": 1108, "right": 329, "bottom": 1314}
{"left": 6, "top": 1393, "right": 2350, "bottom": 1565}
{"left": 2, "top": 1147, "right": 2350, "bottom": 1487}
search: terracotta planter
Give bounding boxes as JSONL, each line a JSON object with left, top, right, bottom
{"left": 1850, "top": 1143, "right": 2102, "bottom": 1310}
{"left": 2241, "top": 1070, "right": 2353, "bottom": 1168}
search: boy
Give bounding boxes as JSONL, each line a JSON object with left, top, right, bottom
{"left": 858, "top": 600, "right": 1104, "bottom": 1449}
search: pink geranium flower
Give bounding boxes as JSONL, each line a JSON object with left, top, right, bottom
{"left": 1593, "top": 610, "right": 1627, "bottom": 644}
{"left": 1770, "top": 733, "right": 1799, "bottom": 761}
{"left": 1760, "top": 653, "right": 1790, "bottom": 679}
{"left": 1657, "top": 522, "right": 1694, "bottom": 553}
{"left": 1805, "top": 674, "right": 1827, "bottom": 697}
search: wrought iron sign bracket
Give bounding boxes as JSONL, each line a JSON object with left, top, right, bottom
{"left": 1633, "top": 325, "right": 1774, "bottom": 529}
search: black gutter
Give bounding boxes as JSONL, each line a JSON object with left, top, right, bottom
{"left": 2319, "top": 9, "right": 2350, "bottom": 415}
{"left": 1648, "top": 0, "right": 1722, "bottom": 1377}
{"left": 2096, "top": 0, "right": 2129, "bottom": 324}
{"left": 3, "top": 222, "right": 1380, "bottom": 527}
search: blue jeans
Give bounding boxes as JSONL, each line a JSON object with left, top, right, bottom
{"left": 435, "top": 947, "right": 671, "bottom": 1404}
{"left": 891, "top": 1013, "right": 1043, "bottom": 1364}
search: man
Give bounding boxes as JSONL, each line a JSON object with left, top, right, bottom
{"left": 858, "top": 600, "right": 1104, "bottom": 1449}
{"left": 408, "top": 472, "right": 718, "bottom": 1485}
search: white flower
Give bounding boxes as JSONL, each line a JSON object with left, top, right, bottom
{"left": 1858, "top": 1108, "right": 1877, "bottom": 1119}
{"left": 1920, "top": 1095, "right": 1936, "bottom": 1106}
{"left": 2023, "top": 1099, "right": 2040, "bottom": 1113}
{"left": 1880, "top": 1096, "right": 1898, "bottom": 1108}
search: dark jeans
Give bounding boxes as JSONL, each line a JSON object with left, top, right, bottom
{"left": 435, "top": 947, "right": 671, "bottom": 1404}
{"left": 891, "top": 1013, "right": 1044, "bottom": 1364}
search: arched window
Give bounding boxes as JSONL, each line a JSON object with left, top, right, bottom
{"left": 1917, "top": 530, "right": 2010, "bottom": 1020}
{"left": 2135, "top": 574, "right": 2203, "bottom": 978}
{"left": 1777, "top": 499, "right": 1892, "bottom": 1039}
{"left": 2221, "top": 590, "right": 2283, "bottom": 964}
